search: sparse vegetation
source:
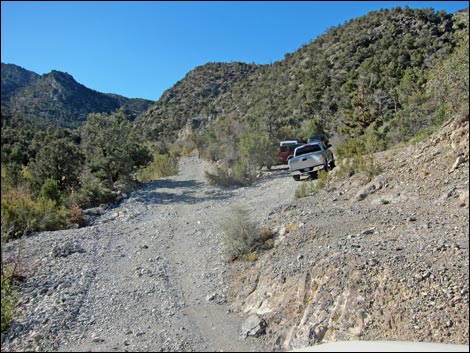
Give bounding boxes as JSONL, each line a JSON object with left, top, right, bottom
{"left": 222, "top": 205, "right": 275, "bottom": 261}
{"left": 205, "top": 165, "right": 252, "bottom": 188}
{"left": 294, "top": 180, "right": 315, "bottom": 199}
{"left": 294, "top": 169, "right": 332, "bottom": 199}
{"left": 137, "top": 148, "right": 178, "bottom": 182}
{"left": 1, "top": 6, "right": 468, "bottom": 348}
{"left": 316, "top": 170, "right": 331, "bottom": 190}
{"left": 69, "top": 204, "right": 86, "bottom": 227}
{"left": 335, "top": 136, "right": 383, "bottom": 181}
{"left": 1, "top": 187, "right": 69, "bottom": 240}
{"left": 1, "top": 268, "right": 16, "bottom": 332}
{"left": 222, "top": 205, "right": 260, "bottom": 261}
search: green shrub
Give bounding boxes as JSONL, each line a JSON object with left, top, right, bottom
{"left": 1, "top": 163, "right": 23, "bottom": 190}
{"left": 81, "top": 110, "right": 152, "bottom": 188}
{"left": 205, "top": 165, "right": 252, "bottom": 188}
{"left": 222, "top": 205, "right": 262, "bottom": 261}
{"left": 316, "top": 169, "right": 331, "bottom": 190}
{"left": 37, "top": 198, "right": 69, "bottom": 232}
{"left": 363, "top": 124, "right": 387, "bottom": 153}
{"left": 169, "top": 140, "right": 196, "bottom": 157}
{"left": 28, "top": 138, "right": 83, "bottom": 194}
{"left": 298, "top": 117, "right": 327, "bottom": 141}
{"left": 137, "top": 152, "right": 178, "bottom": 182}
{"left": 294, "top": 180, "right": 315, "bottom": 199}
{"left": 264, "top": 238, "right": 275, "bottom": 250}
{"left": 1, "top": 269, "right": 17, "bottom": 332}
{"left": 39, "top": 178, "right": 62, "bottom": 203}
{"left": 427, "top": 26, "right": 469, "bottom": 118}
{"left": 69, "top": 171, "right": 113, "bottom": 208}
{"left": 2, "top": 188, "right": 40, "bottom": 239}
{"left": 336, "top": 138, "right": 367, "bottom": 160}
{"left": 1, "top": 188, "right": 69, "bottom": 240}
{"left": 335, "top": 137, "right": 382, "bottom": 181}
{"left": 238, "top": 132, "right": 278, "bottom": 172}
{"left": 239, "top": 251, "right": 258, "bottom": 262}
{"left": 359, "top": 154, "right": 383, "bottom": 181}
{"left": 259, "top": 226, "right": 274, "bottom": 242}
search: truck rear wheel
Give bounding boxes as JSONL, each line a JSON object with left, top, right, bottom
{"left": 293, "top": 175, "right": 301, "bottom": 181}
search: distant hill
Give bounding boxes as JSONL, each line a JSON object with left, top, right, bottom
{"left": 136, "top": 62, "right": 260, "bottom": 140}
{"left": 136, "top": 6, "right": 468, "bottom": 142}
{"left": 1, "top": 63, "right": 153, "bottom": 128}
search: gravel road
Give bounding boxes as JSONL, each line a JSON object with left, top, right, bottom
{"left": 2, "top": 157, "right": 296, "bottom": 352}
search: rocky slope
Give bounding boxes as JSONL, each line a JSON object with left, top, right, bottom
{"left": 1, "top": 63, "right": 40, "bottom": 100}
{"left": 1, "top": 117, "right": 468, "bottom": 352}
{"left": 228, "top": 115, "right": 469, "bottom": 350}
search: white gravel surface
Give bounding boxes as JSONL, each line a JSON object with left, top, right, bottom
{"left": 2, "top": 157, "right": 295, "bottom": 352}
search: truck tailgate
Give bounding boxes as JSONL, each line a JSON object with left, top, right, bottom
{"left": 290, "top": 153, "right": 323, "bottom": 171}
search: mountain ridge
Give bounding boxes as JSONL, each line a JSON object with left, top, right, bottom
{"left": 2, "top": 6, "right": 468, "bottom": 141}
{"left": 1, "top": 63, "right": 154, "bottom": 128}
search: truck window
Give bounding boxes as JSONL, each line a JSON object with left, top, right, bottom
{"left": 296, "top": 144, "right": 321, "bottom": 156}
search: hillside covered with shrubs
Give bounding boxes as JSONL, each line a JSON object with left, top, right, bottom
{"left": 137, "top": 7, "right": 468, "bottom": 143}
{"left": 135, "top": 6, "right": 468, "bottom": 186}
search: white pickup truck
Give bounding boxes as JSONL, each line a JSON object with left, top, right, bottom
{"left": 288, "top": 142, "right": 335, "bottom": 181}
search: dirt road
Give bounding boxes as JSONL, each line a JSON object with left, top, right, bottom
{"left": 2, "top": 157, "right": 296, "bottom": 352}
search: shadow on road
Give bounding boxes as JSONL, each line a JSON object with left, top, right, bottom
{"left": 131, "top": 179, "right": 234, "bottom": 205}
{"left": 255, "top": 165, "right": 291, "bottom": 182}
{"left": 130, "top": 165, "right": 292, "bottom": 206}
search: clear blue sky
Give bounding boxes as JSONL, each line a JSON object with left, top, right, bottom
{"left": 1, "top": 1, "right": 467, "bottom": 101}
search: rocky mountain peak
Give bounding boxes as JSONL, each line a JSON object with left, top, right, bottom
{"left": 44, "top": 70, "right": 78, "bottom": 85}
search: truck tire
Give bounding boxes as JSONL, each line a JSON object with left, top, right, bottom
{"left": 293, "top": 175, "right": 301, "bottom": 181}
{"left": 309, "top": 171, "right": 318, "bottom": 180}
{"left": 330, "top": 158, "right": 336, "bottom": 169}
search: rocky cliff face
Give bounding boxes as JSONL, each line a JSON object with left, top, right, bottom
{"left": 227, "top": 116, "right": 469, "bottom": 350}
{"left": 1, "top": 63, "right": 40, "bottom": 102}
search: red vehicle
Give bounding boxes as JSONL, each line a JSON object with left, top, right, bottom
{"left": 277, "top": 140, "right": 307, "bottom": 164}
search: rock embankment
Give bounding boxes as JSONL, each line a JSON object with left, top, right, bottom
{"left": 228, "top": 117, "right": 469, "bottom": 350}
